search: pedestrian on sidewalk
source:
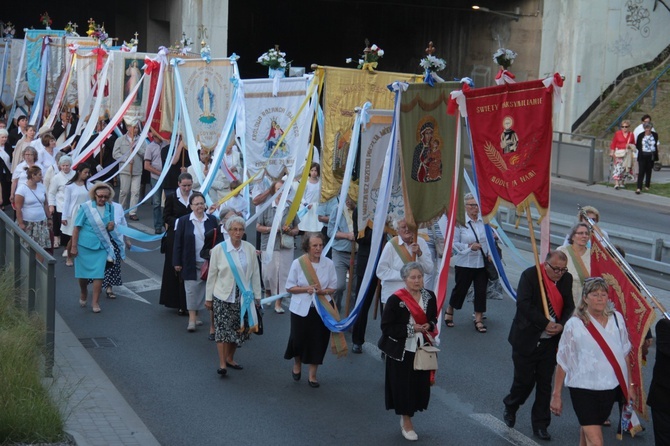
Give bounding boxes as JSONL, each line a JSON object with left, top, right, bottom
{"left": 635, "top": 122, "right": 659, "bottom": 195}
{"left": 609, "top": 120, "right": 636, "bottom": 190}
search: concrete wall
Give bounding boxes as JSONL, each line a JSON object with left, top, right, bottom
{"left": 173, "top": 0, "right": 229, "bottom": 58}
{"left": 540, "top": 0, "right": 670, "bottom": 133}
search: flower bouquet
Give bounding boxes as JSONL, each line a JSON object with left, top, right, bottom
{"left": 257, "top": 45, "right": 290, "bottom": 78}
{"left": 40, "top": 12, "right": 52, "bottom": 29}
{"left": 493, "top": 48, "right": 517, "bottom": 69}
{"left": 347, "top": 39, "right": 384, "bottom": 71}
{"left": 420, "top": 42, "right": 446, "bottom": 86}
{"left": 2, "top": 22, "right": 16, "bottom": 40}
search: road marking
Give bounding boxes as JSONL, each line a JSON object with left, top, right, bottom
{"left": 124, "top": 257, "right": 162, "bottom": 282}
{"left": 362, "top": 341, "right": 539, "bottom": 445}
{"left": 108, "top": 285, "right": 151, "bottom": 304}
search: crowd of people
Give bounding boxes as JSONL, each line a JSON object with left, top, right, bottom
{"left": 1, "top": 106, "right": 667, "bottom": 445}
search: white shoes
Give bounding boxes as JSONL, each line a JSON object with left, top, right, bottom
{"left": 400, "top": 417, "right": 418, "bottom": 441}
{"left": 62, "top": 249, "right": 68, "bottom": 258}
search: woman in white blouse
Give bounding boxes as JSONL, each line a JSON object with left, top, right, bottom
{"left": 444, "top": 193, "right": 491, "bottom": 333}
{"left": 61, "top": 164, "right": 92, "bottom": 266}
{"left": 205, "top": 216, "right": 261, "bottom": 376}
{"left": 551, "top": 277, "right": 632, "bottom": 446}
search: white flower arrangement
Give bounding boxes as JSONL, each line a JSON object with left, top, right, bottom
{"left": 257, "top": 47, "right": 290, "bottom": 70}
{"left": 419, "top": 54, "right": 446, "bottom": 72}
{"left": 493, "top": 48, "right": 517, "bottom": 69}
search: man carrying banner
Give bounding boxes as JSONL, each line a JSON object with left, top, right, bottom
{"left": 503, "top": 251, "right": 574, "bottom": 441}
{"left": 327, "top": 196, "right": 357, "bottom": 310}
{"left": 113, "top": 118, "right": 146, "bottom": 221}
{"left": 376, "top": 218, "right": 433, "bottom": 308}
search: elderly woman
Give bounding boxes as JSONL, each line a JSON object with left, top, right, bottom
{"left": 61, "top": 164, "right": 92, "bottom": 266}
{"left": 558, "top": 223, "right": 591, "bottom": 304}
{"left": 205, "top": 216, "right": 261, "bottom": 375}
{"left": 379, "top": 262, "right": 437, "bottom": 441}
{"left": 173, "top": 192, "right": 218, "bottom": 331}
{"left": 160, "top": 172, "right": 194, "bottom": 314}
{"left": 284, "top": 232, "right": 337, "bottom": 388}
{"left": 12, "top": 124, "right": 36, "bottom": 172}
{"left": 635, "top": 122, "right": 659, "bottom": 195}
{"left": 257, "top": 179, "right": 299, "bottom": 313}
{"left": 609, "top": 120, "right": 636, "bottom": 190}
{"left": 10, "top": 146, "right": 42, "bottom": 204}
{"left": 551, "top": 277, "right": 632, "bottom": 446}
{"left": 0, "top": 129, "right": 12, "bottom": 208}
{"left": 47, "top": 156, "right": 75, "bottom": 249}
{"left": 444, "top": 193, "right": 491, "bottom": 333}
{"left": 15, "top": 166, "right": 52, "bottom": 252}
{"left": 70, "top": 183, "right": 123, "bottom": 313}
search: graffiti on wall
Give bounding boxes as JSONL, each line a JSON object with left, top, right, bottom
{"left": 608, "top": 35, "right": 634, "bottom": 57}
{"left": 626, "top": 0, "right": 651, "bottom": 37}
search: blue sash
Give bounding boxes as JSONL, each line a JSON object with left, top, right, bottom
{"left": 82, "top": 201, "right": 126, "bottom": 262}
{"left": 221, "top": 242, "right": 259, "bottom": 332}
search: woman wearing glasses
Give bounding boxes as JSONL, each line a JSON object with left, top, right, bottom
{"left": 558, "top": 223, "right": 591, "bottom": 304}
{"left": 609, "top": 120, "right": 636, "bottom": 190}
{"left": 173, "top": 192, "right": 218, "bottom": 331}
{"left": 69, "top": 183, "right": 124, "bottom": 313}
{"left": 551, "top": 277, "right": 632, "bottom": 446}
{"left": 444, "top": 193, "right": 491, "bottom": 333}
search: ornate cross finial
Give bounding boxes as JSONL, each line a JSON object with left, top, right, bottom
{"left": 197, "top": 24, "right": 208, "bottom": 42}
{"left": 88, "top": 18, "right": 94, "bottom": 26}
{"left": 134, "top": 32, "right": 139, "bottom": 40}
{"left": 425, "top": 41, "right": 435, "bottom": 56}
{"left": 72, "top": 22, "right": 78, "bottom": 32}
{"left": 364, "top": 38, "right": 371, "bottom": 54}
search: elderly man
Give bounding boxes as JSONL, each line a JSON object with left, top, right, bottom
{"left": 113, "top": 119, "right": 146, "bottom": 220}
{"left": 376, "top": 218, "right": 434, "bottom": 308}
{"left": 502, "top": 251, "right": 575, "bottom": 441}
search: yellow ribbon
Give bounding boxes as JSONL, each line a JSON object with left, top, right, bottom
{"left": 362, "top": 61, "right": 378, "bottom": 71}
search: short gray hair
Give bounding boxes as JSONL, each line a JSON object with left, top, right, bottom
{"left": 225, "top": 215, "right": 245, "bottom": 231}
{"left": 392, "top": 218, "right": 406, "bottom": 231}
{"left": 464, "top": 193, "right": 475, "bottom": 203}
{"left": 218, "top": 206, "right": 235, "bottom": 220}
{"left": 400, "top": 261, "right": 424, "bottom": 280}
{"left": 0, "top": 128, "right": 8, "bottom": 137}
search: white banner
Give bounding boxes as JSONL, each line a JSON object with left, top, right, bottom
{"left": 357, "top": 109, "right": 404, "bottom": 232}
{"left": 242, "top": 76, "right": 311, "bottom": 179}
{"left": 0, "top": 39, "right": 24, "bottom": 107}
{"left": 76, "top": 52, "right": 110, "bottom": 120}
{"left": 177, "top": 58, "right": 235, "bottom": 150}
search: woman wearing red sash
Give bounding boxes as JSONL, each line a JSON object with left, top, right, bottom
{"left": 551, "top": 277, "right": 633, "bottom": 446}
{"left": 379, "top": 262, "right": 437, "bottom": 442}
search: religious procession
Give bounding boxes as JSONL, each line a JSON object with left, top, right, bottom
{"left": 0, "top": 8, "right": 668, "bottom": 446}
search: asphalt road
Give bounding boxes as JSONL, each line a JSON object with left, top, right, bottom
{"left": 54, "top": 184, "right": 666, "bottom": 446}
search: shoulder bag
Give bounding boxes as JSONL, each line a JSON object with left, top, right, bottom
{"left": 199, "top": 228, "right": 217, "bottom": 280}
{"left": 468, "top": 221, "right": 498, "bottom": 281}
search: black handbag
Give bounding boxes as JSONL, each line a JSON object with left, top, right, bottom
{"left": 255, "top": 305, "right": 264, "bottom": 335}
{"left": 468, "top": 221, "right": 499, "bottom": 281}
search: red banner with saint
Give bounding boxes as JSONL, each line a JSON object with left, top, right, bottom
{"left": 590, "top": 235, "right": 656, "bottom": 416}
{"left": 463, "top": 80, "right": 554, "bottom": 221}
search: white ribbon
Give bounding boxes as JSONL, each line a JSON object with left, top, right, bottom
{"left": 8, "top": 35, "right": 27, "bottom": 126}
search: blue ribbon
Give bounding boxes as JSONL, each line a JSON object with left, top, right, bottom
{"left": 115, "top": 224, "right": 164, "bottom": 242}
{"left": 423, "top": 69, "right": 435, "bottom": 87}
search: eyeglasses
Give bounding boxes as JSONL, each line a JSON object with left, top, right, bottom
{"left": 465, "top": 203, "right": 479, "bottom": 208}
{"left": 95, "top": 194, "right": 110, "bottom": 199}
{"left": 621, "top": 125, "right": 629, "bottom": 128}
{"left": 545, "top": 262, "right": 569, "bottom": 274}
{"left": 191, "top": 202, "right": 206, "bottom": 206}
{"left": 574, "top": 231, "right": 590, "bottom": 236}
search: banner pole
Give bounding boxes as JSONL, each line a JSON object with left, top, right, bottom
{"left": 525, "top": 202, "right": 551, "bottom": 319}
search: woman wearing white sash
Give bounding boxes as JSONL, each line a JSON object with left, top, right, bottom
{"left": 70, "top": 183, "right": 120, "bottom": 313}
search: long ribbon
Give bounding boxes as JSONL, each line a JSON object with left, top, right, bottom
{"left": 8, "top": 36, "right": 27, "bottom": 127}
{"left": 221, "top": 241, "right": 259, "bottom": 333}
{"left": 0, "top": 41, "right": 10, "bottom": 104}
{"left": 81, "top": 200, "right": 126, "bottom": 261}
{"left": 41, "top": 44, "right": 77, "bottom": 131}
{"left": 29, "top": 37, "right": 50, "bottom": 128}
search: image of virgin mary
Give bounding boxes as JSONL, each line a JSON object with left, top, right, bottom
{"left": 197, "top": 78, "right": 216, "bottom": 124}
{"left": 411, "top": 120, "right": 442, "bottom": 183}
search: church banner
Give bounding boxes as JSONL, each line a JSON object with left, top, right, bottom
{"left": 176, "top": 58, "right": 234, "bottom": 150}
{"left": 110, "top": 51, "right": 152, "bottom": 124}
{"left": 591, "top": 235, "right": 655, "bottom": 416}
{"left": 463, "top": 79, "right": 553, "bottom": 221}
{"left": 399, "top": 81, "right": 460, "bottom": 227}
{"left": 242, "top": 77, "right": 311, "bottom": 180}
{"left": 75, "top": 50, "right": 111, "bottom": 121}
{"left": 320, "top": 66, "right": 418, "bottom": 201}
{"left": 0, "top": 39, "right": 24, "bottom": 108}
{"left": 357, "top": 109, "right": 404, "bottom": 233}
{"left": 25, "top": 30, "right": 66, "bottom": 96}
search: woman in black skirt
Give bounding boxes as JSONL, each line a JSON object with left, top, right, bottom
{"left": 284, "top": 232, "right": 337, "bottom": 388}
{"left": 379, "top": 262, "right": 437, "bottom": 442}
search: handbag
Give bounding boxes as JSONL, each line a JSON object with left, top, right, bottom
{"left": 614, "top": 149, "right": 627, "bottom": 158}
{"left": 468, "top": 221, "right": 499, "bottom": 281}
{"left": 199, "top": 228, "right": 217, "bottom": 280}
{"left": 280, "top": 233, "right": 294, "bottom": 249}
{"left": 255, "top": 304, "right": 264, "bottom": 336}
{"left": 413, "top": 343, "right": 440, "bottom": 371}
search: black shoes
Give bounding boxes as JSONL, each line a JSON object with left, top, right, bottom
{"left": 533, "top": 428, "right": 551, "bottom": 441}
{"left": 217, "top": 368, "right": 227, "bottom": 376}
{"left": 308, "top": 380, "right": 320, "bottom": 388}
{"left": 503, "top": 406, "right": 516, "bottom": 428}
{"left": 352, "top": 344, "right": 362, "bottom": 354}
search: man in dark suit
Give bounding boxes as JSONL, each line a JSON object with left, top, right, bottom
{"left": 502, "top": 251, "right": 575, "bottom": 441}
{"left": 648, "top": 317, "right": 670, "bottom": 445}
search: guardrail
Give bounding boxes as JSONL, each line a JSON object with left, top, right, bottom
{"left": 495, "top": 207, "right": 670, "bottom": 289}
{"left": 0, "top": 211, "right": 57, "bottom": 377}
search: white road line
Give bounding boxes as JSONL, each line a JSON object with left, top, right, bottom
{"left": 109, "top": 285, "right": 151, "bottom": 304}
{"left": 470, "top": 414, "right": 541, "bottom": 446}
{"left": 124, "top": 257, "right": 162, "bottom": 282}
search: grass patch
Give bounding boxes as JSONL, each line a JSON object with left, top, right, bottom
{"left": 598, "top": 179, "right": 670, "bottom": 197}
{"left": 0, "top": 270, "right": 66, "bottom": 444}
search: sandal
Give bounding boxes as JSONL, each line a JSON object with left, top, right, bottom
{"left": 105, "top": 288, "right": 116, "bottom": 299}
{"left": 444, "top": 311, "right": 455, "bottom": 328}
{"left": 474, "top": 320, "right": 487, "bottom": 333}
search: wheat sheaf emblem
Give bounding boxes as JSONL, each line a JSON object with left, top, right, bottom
{"left": 484, "top": 141, "right": 507, "bottom": 171}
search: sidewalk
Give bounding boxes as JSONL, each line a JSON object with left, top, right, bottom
{"left": 46, "top": 172, "right": 670, "bottom": 446}
{"left": 50, "top": 313, "right": 160, "bottom": 446}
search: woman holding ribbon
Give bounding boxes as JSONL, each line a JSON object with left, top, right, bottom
{"left": 205, "top": 216, "right": 261, "bottom": 376}
{"left": 173, "top": 192, "right": 218, "bottom": 332}
{"left": 558, "top": 223, "right": 591, "bottom": 304}
{"left": 551, "top": 277, "right": 634, "bottom": 445}
{"left": 284, "top": 232, "right": 338, "bottom": 388}
{"left": 379, "top": 262, "right": 437, "bottom": 441}
{"left": 70, "top": 183, "right": 124, "bottom": 313}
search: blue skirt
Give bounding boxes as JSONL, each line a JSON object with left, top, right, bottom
{"left": 74, "top": 244, "right": 107, "bottom": 280}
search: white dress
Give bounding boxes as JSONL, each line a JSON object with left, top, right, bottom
{"left": 61, "top": 182, "right": 91, "bottom": 236}
{"left": 298, "top": 179, "right": 323, "bottom": 232}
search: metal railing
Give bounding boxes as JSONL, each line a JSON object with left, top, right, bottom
{"left": 0, "top": 211, "right": 57, "bottom": 377}
{"left": 606, "top": 63, "right": 670, "bottom": 133}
